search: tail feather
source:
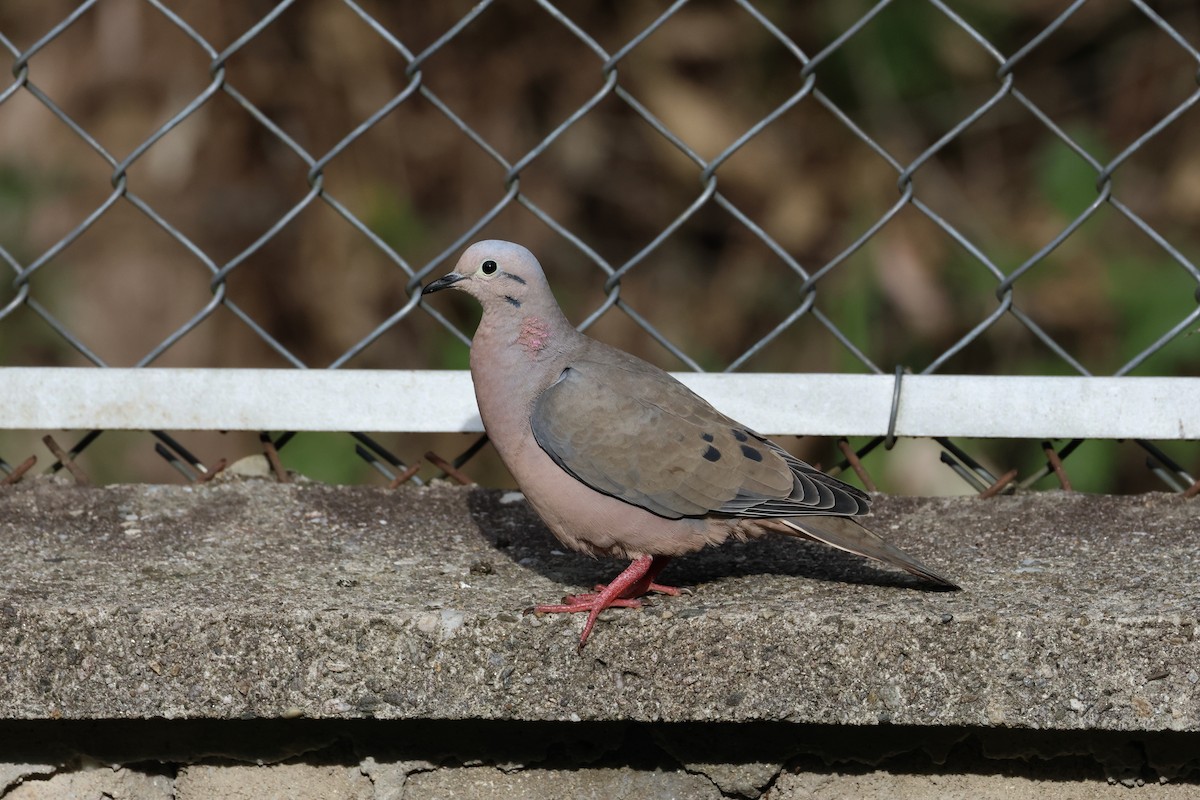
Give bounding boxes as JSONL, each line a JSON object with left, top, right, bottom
{"left": 779, "top": 516, "right": 959, "bottom": 589}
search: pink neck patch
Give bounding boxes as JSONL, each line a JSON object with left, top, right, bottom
{"left": 516, "top": 316, "right": 551, "bottom": 354}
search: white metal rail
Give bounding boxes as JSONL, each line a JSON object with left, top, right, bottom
{"left": 2, "top": 369, "right": 1196, "bottom": 439}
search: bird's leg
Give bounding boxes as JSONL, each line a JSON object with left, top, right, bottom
{"left": 600, "top": 553, "right": 678, "bottom": 597}
{"left": 534, "top": 555, "right": 678, "bottom": 649}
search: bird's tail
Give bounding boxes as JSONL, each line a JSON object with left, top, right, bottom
{"left": 778, "top": 516, "right": 959, "bottom": 589}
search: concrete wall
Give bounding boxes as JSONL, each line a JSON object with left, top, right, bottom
{"left": 2, "top": 721, "right": 1198, "bottom": 798}
{"left": 1, "top": 479, "right": 1198, "bottom": 797}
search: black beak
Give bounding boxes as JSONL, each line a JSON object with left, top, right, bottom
{"left": 422, "top": 272, "right": 467, "bottom": 295}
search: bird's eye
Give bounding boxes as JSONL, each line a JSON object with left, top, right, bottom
{"left": 481, "top": 260, "right": 498, "bottom": 275}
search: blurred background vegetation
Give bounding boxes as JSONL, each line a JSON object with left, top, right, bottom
{"left": 0, "top": 0, "right": 1196, "bottom": 493}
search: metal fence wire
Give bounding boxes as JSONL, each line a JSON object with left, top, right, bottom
{"left": 0, "top": 1, "right": 1198, "bottom": 493}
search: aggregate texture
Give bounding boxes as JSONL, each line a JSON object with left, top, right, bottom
{"left": 1, "top": 478, "right": 1197, "bottom": 732}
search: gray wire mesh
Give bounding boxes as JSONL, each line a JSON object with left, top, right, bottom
{"left": 0, "top": 1, "right": 1197, "bottom": 492}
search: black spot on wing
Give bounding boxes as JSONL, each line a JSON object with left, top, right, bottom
{"left": 700, "top": 432, "right": 714, "bottom": 443}
{"left": 731, "top": 429, "right": 749, "bottom": 442}
{"left": 740, "top": 444, "right": 763, "bottom": 462}
{"left": 702, "top": 445, "right": 721, "bottom": 462}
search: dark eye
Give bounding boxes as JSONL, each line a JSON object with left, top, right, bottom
{"left": 481, "top": 260, "right": 497, "bottom": 275}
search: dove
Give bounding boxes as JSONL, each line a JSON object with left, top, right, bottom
{"left": 423, "top": 240, "right": 958, "bottom": 649}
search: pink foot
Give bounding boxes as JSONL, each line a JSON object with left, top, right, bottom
{"left": 536, "top": 596, "right": 644, "bottom": 613}
{"left": 533, "top": 555, "right": 677, "bottom": 649}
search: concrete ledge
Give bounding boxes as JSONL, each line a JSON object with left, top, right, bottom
{"left": 1, "top": 479, "right": 1197, "bottom": 730}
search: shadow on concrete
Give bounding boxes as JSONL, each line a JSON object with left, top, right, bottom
{"left": 464, "top": 487, "right": 957, "bottom": 594}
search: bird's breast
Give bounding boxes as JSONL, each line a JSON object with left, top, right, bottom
{"left": 515, "top": 315, "right": 552, "bottom": 355}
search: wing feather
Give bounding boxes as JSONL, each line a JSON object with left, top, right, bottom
{"left": 530, "top": 348, "right": 870, "bottom": 520}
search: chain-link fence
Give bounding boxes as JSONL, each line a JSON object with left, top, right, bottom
{"left": 0, "top": 1, "right": 1197, "bottom": 493}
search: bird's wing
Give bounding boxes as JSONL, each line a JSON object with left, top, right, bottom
{"left": 530, "top": 354, "right": 869, "bottom": 520}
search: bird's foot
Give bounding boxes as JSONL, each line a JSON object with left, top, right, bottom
{"left": 535, "top": 595, "right": 645, "bottom": 613}
{"left": 530, "top": 554, "right": 676, "bottom": 650}
{"left": 534, "top": 579, "right": 679, "bottom": 614}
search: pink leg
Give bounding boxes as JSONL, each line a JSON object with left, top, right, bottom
{"left": 534, "top": 555, "right": 678, "bottom": 649}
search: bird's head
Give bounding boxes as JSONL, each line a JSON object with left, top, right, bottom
{"left": 422, "top": 240, "right": 551, "bottom": 314}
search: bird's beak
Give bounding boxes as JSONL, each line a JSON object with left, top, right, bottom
{"left": 422, "top": 272, "right": 467, "bottom": 295}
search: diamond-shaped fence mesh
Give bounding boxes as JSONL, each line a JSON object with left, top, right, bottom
{"left": 0, "top": 1, "right": 1197, "bottom": 493}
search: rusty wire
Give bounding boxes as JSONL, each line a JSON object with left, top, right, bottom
{"left": 41, "top": 435, "right": 88, "bottom": 485}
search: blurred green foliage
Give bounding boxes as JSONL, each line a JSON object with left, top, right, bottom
{"left": 278, "top": 432, "right": 373, "bottom": 485}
